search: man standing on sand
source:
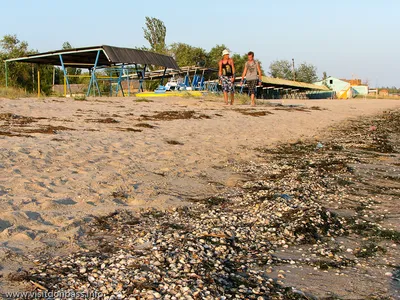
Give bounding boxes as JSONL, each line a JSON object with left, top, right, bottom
{"left": 241, "top": 51, "right": 263, "bottom": 106}
{"left": 218, "top": 49, "right": 236, "bottom": 105}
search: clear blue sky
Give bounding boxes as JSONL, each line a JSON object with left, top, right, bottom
{"left": 1, "top": 0, "right": 399, "bottom": 87}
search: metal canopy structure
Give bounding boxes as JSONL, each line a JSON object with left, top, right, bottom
{"left": 5, "top": 45, "right": 179, "bottom": 69}
{"left": 4, "top": 45, "right": 179, "bottom": 97}
{"left": 237, "top": 76, "right": 331, "bottom": 100}
{"left": 260, "top": 76, "right": 329, "bottom": 91}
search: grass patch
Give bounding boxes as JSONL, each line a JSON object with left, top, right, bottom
{"left": 182, "top": 91, "right": 202, "bottom": 99}
{"left": 0, "top": 86, "right": 32, "bottom": 99}
{"left": 235, "top": 93, "right": 251, "bottom": 105}
{"left": 74, "top": 95, "right": 86, "bottom": 101}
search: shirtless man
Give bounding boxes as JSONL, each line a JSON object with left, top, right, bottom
{"left": 218, "top": 49, "right": 236, "bottom": 105}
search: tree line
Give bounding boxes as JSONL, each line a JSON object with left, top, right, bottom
{"left": 1, "top": 16, "right": 321, "bottom": 94}
{"left": 0, "top": 36, "right": 84, "bottom": 94}
{"left": 142, "top": 17, "right": 319, "bottom": 84}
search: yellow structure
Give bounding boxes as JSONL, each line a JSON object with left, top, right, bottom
{"left": 136, "top": 91, "right": 202, "bottom": 98}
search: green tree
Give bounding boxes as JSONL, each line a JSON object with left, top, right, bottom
{"left": 206, "top": 44, "right": 227, "bottom": 68}
{"left": 169, "top": 43, "right": 207, "bottom": 67}
{"left": 296, "top": 62, "right": 318, "bottom": 83}
{"left": 269, "top": 59, "right": 293, "bottom": 80}
{"left": 321, "top": 71, "right": 330, "bottom": 88}
{"left": 0, "top": 34, "right": 36, "bottom": 90}
{"left": 0, "top": 34, "right": 56, "bottom": 94}
{"left": 269, "top": 59, "right": 318, "bottom": 83}
{"left": 62, "top": 41, "right": 72, "bottom": 50}
{"left": 231, "top": 53, "right": 247, "bottom": 77}
{"left": 143, "top": 17, "right": 167, "bottom": 54}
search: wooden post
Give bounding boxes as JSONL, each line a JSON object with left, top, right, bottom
{"left": 292, "top": 58, "right": 296, "bottom": 81}
{"left": 64, "top": 76, "right": 67, "bottom": 97}
{"left": 37, "top": 69, "right": 41, "bottom": 98}
{"left": 52, "top": 67, "right": 55, "bottom": 92}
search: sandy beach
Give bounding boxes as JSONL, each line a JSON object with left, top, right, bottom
{"left": 1, "top": 96, "right": 399, "bottom": 298}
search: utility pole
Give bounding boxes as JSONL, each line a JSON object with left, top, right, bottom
{"left": 292, "top": 58, "right": 296, "bottom": 81}
{"left": 32, "top": 64, "right": 35, "bottom": 91}
{"left": 4, "top": 62, "right": 8, "bottom": 87}
{"left": 52, "top": 66, "right": 56, "bottom": 92}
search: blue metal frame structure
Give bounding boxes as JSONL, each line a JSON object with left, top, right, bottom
{"left": 115, "top": 64, "right": 125, "bottom": 97}
{"left": 138, "top": 64, "right": 146, "bottom": 92}
{"left": 59, "top": 54, "right": 72, "bottom": 96}
{"left": 3, "top": 45, "right": 183, "bottom": 97}
{"left": 86, "top": 50, "right": 101, "bottom": 97}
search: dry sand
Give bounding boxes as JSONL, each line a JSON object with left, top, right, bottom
{"left": 0, "top": 96, "right": 399, "bottom": 295}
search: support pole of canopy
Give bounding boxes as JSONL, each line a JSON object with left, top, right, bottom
{"left": 59, "top": 54, "right": 72, "bottom": 97}
{"left": 127, "top": 68, "right": 130, "bottom": 97}
{"left": 142, "top": 64, "right": 147, "bottom": 92}
{"left": 94, "top": 55, "right": 101, "bottom": 96}
{"left": 64, "top": 76, "right": 67, "bottom": 96}
{"left": 87, "top": 50, "right": 101, "bottom": 97}
{"left": 37, "top": 69, "right": 41, "bottom": 98}
{"left": 160, "top": 67, "right": 167, "bottom": 86}
{"left": 116, "top": 64, "right": 125, "bottom": 97}
{"left": 109, "top": 69, "right": 113, "bottom": 97}
{"left": 5, "top": 61, "right": 8, "bottom": 87}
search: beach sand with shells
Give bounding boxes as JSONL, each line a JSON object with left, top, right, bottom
{"left": 0, "top": 96, "right": 399, "bottom": 298}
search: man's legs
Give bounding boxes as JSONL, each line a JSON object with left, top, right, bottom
{"left": 223, "top": 92, "right": 229, "bottom": 105}
{"left": 248, "top": 80, "right": 256, "bottom": 106}
{"left": 250, "top": 93, "right": 255, "bottom": 106}
{"left": 229, "top": 78, "right": 234, "bottom": 105}
{"left": 221, "top": 76, "right": 229, "bottom": 105}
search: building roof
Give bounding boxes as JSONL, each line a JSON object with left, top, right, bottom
{"left": 262, "top": 76, "right": 329, "bottom": 91}
{"left": 5, "top": 45, "right": 180, "bottom": 70}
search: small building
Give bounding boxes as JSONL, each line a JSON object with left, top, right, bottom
{"left": 314, "top": 76, "right": 369, "bottom": 99}
{"left": 379, "top": 89, "right": 389, "bottom": 96}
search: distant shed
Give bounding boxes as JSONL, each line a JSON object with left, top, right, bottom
{"left": 314, "top": 76, "right": 368, "bottom": 99}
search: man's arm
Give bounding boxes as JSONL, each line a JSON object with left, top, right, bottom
{"left": 230, "top": 59, "right": 236, "bottom": 82}
{"left": 241, "top": 64, "right": 247, "bottom": 82}
{"left": 218, "top": 60, "right": 222, "bottom": 78}
{"left": 230, "top": 59, "right": 235, "bottom": 76}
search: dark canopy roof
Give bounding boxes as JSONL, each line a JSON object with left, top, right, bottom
{"left": 5, "top": 45, "right": 180, "bottom": 69}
